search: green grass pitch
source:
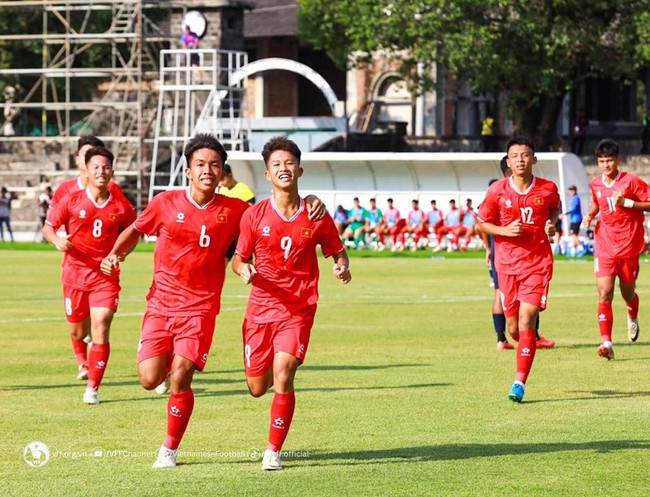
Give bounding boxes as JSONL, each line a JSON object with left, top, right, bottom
{"left": 1, "top": 245, "right": 650, "bottom": 496}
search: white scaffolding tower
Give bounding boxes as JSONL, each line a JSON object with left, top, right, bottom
{"left": 148, "top": 48, "right": 248, "bottom": 200}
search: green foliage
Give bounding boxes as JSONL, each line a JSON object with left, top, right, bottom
{"left": 298, "top": 0, "right": 650, "bottom": 147}
{"left": 2, "top": 251, "right": 650, "bottom": 496}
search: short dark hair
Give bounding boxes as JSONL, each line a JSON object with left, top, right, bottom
{"left": 222, "top": 163, "right": 233, "bottom": 175}
{"left": 499, "top": 156, "right": 509, "bottom": 175}
{"left": 449, "top": 199, "right": 456, "bottom": 204}
{"left": 261, "top": 136, "right": 301, "bottom": 165}
{"left": 370, "top": 198, "right": 376, "bottom": 202}
{"left": 78, "top": 135, "right": 104, "bottom": 152}
{"left": 184, "top": 133, "right": 228, "bottom": 165}
{"left": 412, "top": 199, "right": 419, "bottom": 204}
{"left": 85, "top": 146, "right": 114, "bottom": 168}
{"left": 595, "top": 138, "right": 619, "bottom": 158}
{"left": 488, "top": 178, "right": 499, "bottom": 187}
{"left": 387, "top": 198, "right": 393, "bottom": 202}
{"left": 506, "top": 136, "right": 535, "bottom": 154}
{"left": 431, "top": 199, "right": 436, "bottom": 204}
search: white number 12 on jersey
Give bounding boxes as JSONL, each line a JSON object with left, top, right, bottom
{"left": 519, "top": 206, "right": 534, "bottom": 224}
{"left": 280, "top": 236, "right": 292, "bottom": 260}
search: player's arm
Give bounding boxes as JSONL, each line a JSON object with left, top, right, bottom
{"left": 545, "top": 207, "right": 560, "bottom": 237}
{"left": 42, "top": 223, "right": 72, "bottom": 252}
{"left": 232, "top": 253, "right": 257, "bottom": 284}
{"left": 100, "top": 224, "right": 141, "bottom": 276}
{"left": 612, "top": 190, "right": 650, "bottom": 211}
{"left": 332, "top": 249, "right": 351, "bottom": 284}
{"left": 304, "top": 195, "right": 326, "bottom": 221}
{"left": 478, "top": 220, "right": 523, "bottom": 238}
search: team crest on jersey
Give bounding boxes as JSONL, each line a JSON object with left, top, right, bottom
{"left": 300, "top": 227, "right": 313, "bottom": 238}
{"left": 216, "top": 214, "right": 227, "bottom": 223}
{"left": 262, "top": 225, "right": 271, "bottom": 236}
{"left": 176, "top": 213, "right": 185, "bottom": 223}
{"left": 109, "top": 213, "right": 118, "bottom": 221}
{"left": 79, "top": 209, "right": 87, "bottom": 219}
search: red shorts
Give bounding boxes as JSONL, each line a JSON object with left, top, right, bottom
{"left": 498, "top": 268, "right": 552, "bottom": 318}
{"left": 62, "top": 280, "right": 120, "bottom": 323}
{"left": 137, "top": 310, "right": 216, "bottom": 371}
{"left": 242, "top": 304, "right": 316, "bottom": 377}
{"left": 594, "top": 256, "right": 639, "bottom": 283}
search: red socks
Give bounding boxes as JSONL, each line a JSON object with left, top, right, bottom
{"left": 87, "top": 342, "right": 110, "bottom": 389}
{"left": 268, "top": 391, "right": 296, "bottom": 452}
{"left": 515, "top": 330, "right": 536, "bottom": 384}
{"left": 598, "top": 302, "right": 613, "bottom": 343}
{"left": 627, "top": 293, "right": 639, "bottom": 320}
{"left": 164, "top": 389, "right": 195, "bottom": 451}
{"left": 71, "top": 336, "right": 88, "bottom": 366}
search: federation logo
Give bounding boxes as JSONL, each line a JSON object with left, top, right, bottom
{"left": 534, "top": 197, "right": 544, "bottom": 205}
{"left": 176, "top": 213, "right": 185, "bottom": 223}
{"left": 23, "top": 441, "right": 50, "bottom": 468}
{"left": 262, "top": 226, "right": 271, "bottom": 237}
{"left": 109, "top": 213, "right": 118, "bottom": 222}
{"left": 216, "top": 214, "right": 228, "bottom": 223}
{"left": 79, "top": 209, "right": 87, "bottom": 219}
{"left": 300, "top": 228, "right": 313, "bottom": 238}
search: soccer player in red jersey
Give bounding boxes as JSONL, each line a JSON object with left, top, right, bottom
{"left": 232, "top": 136, "right": 351, "bottom": 471}
{"left": 478, "top": 137, "right": 560, "bottom": 402}
{"left": 51, "top": 135, "right": 132, "bottom": 379}
{"left": 582, "top": 139, "right": 650, "bottom": 360}
{"left": 43, "top": 146, "right": 136, "bottom": 405}
{"left": 100, "top": 133, "right": 327, "bottom": 469}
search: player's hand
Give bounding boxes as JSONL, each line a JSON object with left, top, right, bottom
{"left": 582, "top": 215, "right": 592, "bottom": 228}
{"left": 610, "top": 190, "right": 624, "bottom": 206}
{"left": 333, "top": 263, "right": 351, "bottom": 284}
{"left": 502, "top": 219, "right": 523, "bottom": 237}
{"left": 545, "top": 219, "right": 556, "bottom": 238}
{"left": 238, "top": 263, "right": 257, "bottom": 284}
{"left": 485, "top": 247, "right": 491, "bottom": 267}
{"left": 100, "top": 254, "right": 120, "bottom": 276}
{"left": 54, "top": 234, "right": 73, "bottom": 252}
{"left": 305, "top": 195, "right": 326, "bottom": 221}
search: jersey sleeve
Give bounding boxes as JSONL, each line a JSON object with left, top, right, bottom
{"left": 630, "top": 175, "right": 650, "bottom": 202}
{"left": 45, "top": 196, "right": 69, "bottom": 229}
{"left": 133, "top": 194, "right": 163, "bottom": 235}
{"left": 316, "top": 212, "right": 345, "bottom": 258}
{"left": 121, "top": 198, "right": 137, "bottom": 229}
{"left": 477, "top": 188, "right": 499, "bottom": 223}
{"left": 235, "top": 207, "right": 256, "bottom": 260}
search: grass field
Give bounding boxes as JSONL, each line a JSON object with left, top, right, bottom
{"left": 2, "top": 245, "right": 650, "bottom": 496}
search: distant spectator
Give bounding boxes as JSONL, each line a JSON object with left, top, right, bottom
{"left": 180, "top": 25, "right": 201, "bottom": 82}
{"left": 361, "top": 198, "right": 383, "bottom": 249}
{"left": 435, "top": 199, "right": 462, "bottom": 252}
{"left": 333, "top": 205, "right": 349, "bottom": 237}
{"left": 38, "top": 186, "right": 52, "bottom": 228}
{"left": 571, "top": 109, "right": 588, "bottom": 156}
{"left": 400, "top": 199, "right": 426, "bottom": 251}
{"left": 481, "top": 115, "right": 496, "bottom": 152}
{"left": 378, "top": 198, "right": 404, "bottom": 250}
{"left": 459, "top": 198, "right": 479, "bottom": 251}
{"left": 427, "top": 200, "right": 444, "bottom": 248}
{"left": 342, "top": 197, "right": 368, "bottom": 249}
{"left": 565, "top": 185, "right": 583, "bottom": 249}
{"left": 218, "top": 163, "right": 255, "bottom": 205}
{"left": 0, "top": 186, "right": 14, "bottom": 242}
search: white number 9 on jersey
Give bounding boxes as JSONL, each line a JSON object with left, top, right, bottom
{"left": 280, "top": 236, "right": 292, "bottom": 260}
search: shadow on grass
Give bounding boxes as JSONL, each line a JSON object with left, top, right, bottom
{"left": 300, "top": 440, "right": 650, "bottom": 465}
{"left": 301, "top": 363, "right": 430, "bottom": 371}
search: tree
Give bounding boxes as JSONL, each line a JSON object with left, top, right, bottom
{"left": 298, "top": 0, "right": 650, "bottom": 150}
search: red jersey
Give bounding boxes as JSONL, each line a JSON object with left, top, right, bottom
{"left": 46, "top": 188, "right": 136, "bottom": 288}
{"left": 590, "top": 171, "right": 650, "bottom": 259}
{"left": 51, "top": 177, "right": 129, "bottom": 210}
{"left": 407, "top": 209, "right": 425, "bottom": 228}
{"left": 236, "top": 197, "right": 344, "bottom": 323}
{"left": 134, "top": 190, "right": 248, "bottom": 316}
{"left": 478, "top": 176, "right": 560, "bottom": 275}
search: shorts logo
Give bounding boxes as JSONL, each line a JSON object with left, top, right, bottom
{"left": 300, "top": 228, "right": 313, "bottom": 238}
{"left": 540, "top": 295, "right": 547, "bottom": 306}
{"left": 298, "top": 344, "right": 305, "bottom": 355}
{"left": 79, "top": 209, "right": 87, "bottom": 219}
{"left": 170, "top": 405, "right": 181, "bottom": 418}
{"left": 272, "top": 417, "right": 285, "bottom": 429}
{"left": 114, "top": 298, "right": 119, "bottom": 306}
{"left": 176, "top": 213, "right": 185, "bottom": 223}
{"left": 216, "top": 214, "right": 227, "bottom": 223}
{"left": 201, "top": 353, "right": 209, "bottom": 364}
{"left": 521, "top": 347, "right": 531, "bottom": 357}
{"left": 262, "top": 226, "right": 271, "bottom": 236}
{"left": 505, "top": 199, "right": 512, "bottom": 208}
{"left": 137, "top": 339, "right": 142, "bottom": 352}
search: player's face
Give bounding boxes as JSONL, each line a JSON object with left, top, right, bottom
{"left": 597, "top": 155, "right": 620, "bottom": 179}
{"left": 75, "top": 144, "right": 94, "bottom": 174}
{"left": 186, "top": 148, "right": 224, "bottom": 195}
{"left": 264, "top": 150, "right": 302, "bottom": 189}
{"left": 85, "top": 155, "right": 113, "bottom": 189}
{"left": 506, "top": 144, "right": 537, "bottom": 178}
